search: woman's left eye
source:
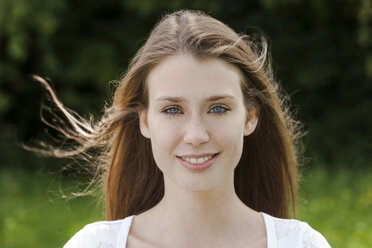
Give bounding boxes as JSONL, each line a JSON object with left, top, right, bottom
{"left": 209, "top": 105, "right": 230, "bottom": 114}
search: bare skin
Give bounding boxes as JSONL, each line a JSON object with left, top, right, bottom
{"left": 127, "top": 188, "right": 267, "bottom": 248}
{"left": 130, "top": 54, "right": 267, "bottom": 248}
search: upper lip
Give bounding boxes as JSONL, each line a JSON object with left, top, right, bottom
{"left": 177, "top": 153, "right": 219, "bottom": 158}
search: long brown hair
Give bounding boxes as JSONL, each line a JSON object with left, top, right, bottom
{"left": 29, "top": 9, "right": 303, "bottom": 220}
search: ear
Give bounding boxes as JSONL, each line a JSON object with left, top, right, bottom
{"left": 244, "top": 109, "right": 258, "bottom": 136}
{"left": 138, "top": 109, "right": 151, "bottom": 139}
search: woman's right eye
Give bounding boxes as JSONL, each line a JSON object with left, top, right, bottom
{"left": 162, "top": 106, "right": 182, "bottom": 116}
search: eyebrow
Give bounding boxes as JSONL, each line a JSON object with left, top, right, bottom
{"left": 155, "top": 94, "right": 236, "bottom": 102}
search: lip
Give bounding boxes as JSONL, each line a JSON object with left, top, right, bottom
{"left": 177, "top": 153, "right": 218, "bottom": 158}
{"left": 177, "top": 153, "right": 219, "bottom": 171}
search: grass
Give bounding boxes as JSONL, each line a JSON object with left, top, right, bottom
{"left": 1, "top": 165, "right": 371, "bottom": 247}
{"left": 297, "top": 165, "right": 372, "bottom": 247}
{"left": 0, "top": 167, "right": 103, "bottom": 248}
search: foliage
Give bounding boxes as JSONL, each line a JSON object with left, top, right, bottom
{"left": 298, "top": 165, "right": 372, "bottom": 247}
{"left": 1, "top": 166, "right": 371, "bottom": 247}
{"left": 0, "top": 168, "right": 103, "bottom": 248}
{"left": 1, "top": 2, "right": 370, "bottom": 247}
{"left": 0, "top": 0, "right": 371, "bottom": 168}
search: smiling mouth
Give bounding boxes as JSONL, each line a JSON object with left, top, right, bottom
{"left": 176, "top": 153, "right": 219, "bottom": 164}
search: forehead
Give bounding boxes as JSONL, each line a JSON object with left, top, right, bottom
{"left": 146, "top": 54, "right": 243, "bottom": 101}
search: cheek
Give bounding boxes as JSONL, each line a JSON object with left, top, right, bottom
{"left": 209, "top": 114, "right": 246, "bottom": 139}
{"left": 216, "top": 126, "right": 244, "bottom": 151}
{"left": 210, "top": 116, "right": 245, "bottom": 163}
{"left": 218, "top": 131, "right": 244, "bottom": 170}
{"left": 148, "top": 115, "right": 181, "bottom": 165}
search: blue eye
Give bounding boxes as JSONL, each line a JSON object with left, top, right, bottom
{"left": 162, "top": 106, "right": 182, "bottom": 116}
{"left": 209, "top": 105, "right": 229, "bottom": 114}
{"left": 161, "top": 105, "right": 229, "bottom": 117}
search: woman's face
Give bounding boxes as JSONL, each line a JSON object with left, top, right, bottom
{"left": 139, "top": 54, "right": 257, "bottom": 192}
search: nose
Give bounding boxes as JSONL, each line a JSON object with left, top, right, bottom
{"left": 183, "top": 114, "right": 210, "bottom": 147}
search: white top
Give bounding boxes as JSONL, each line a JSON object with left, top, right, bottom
{"left": 64, "top": 212, "right": 331, "bottom": 248}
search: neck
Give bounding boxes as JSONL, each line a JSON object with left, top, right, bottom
{"left": 139, "top": 174, "right": 260, "bottom": 246}
{"left": 158, "top": 174, "right": 246, "bottom": 224}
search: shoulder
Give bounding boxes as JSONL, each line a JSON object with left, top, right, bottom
{"left": 299, "top": 222, "right": 331, "bottom": 248}
{"left": 63, "top": 216, "right": 134, "bottom": 248}
{"left": 261, "top": 213, "right": 331, "bottom": 248}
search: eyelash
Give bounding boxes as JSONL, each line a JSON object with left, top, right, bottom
{"left": 161, "top": 105, "right": 230, "bottom": 117}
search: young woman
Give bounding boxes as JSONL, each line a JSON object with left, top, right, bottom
{"left": 32, "top": 9, "right": 331, "bottom": 248}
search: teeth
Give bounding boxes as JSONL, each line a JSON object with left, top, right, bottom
{"left": 182, "top": 155, "right": 213, "bottom": 164}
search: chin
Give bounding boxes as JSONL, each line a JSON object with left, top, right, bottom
{"left": 176, "top": 178, "right": 218, "bottom": 192}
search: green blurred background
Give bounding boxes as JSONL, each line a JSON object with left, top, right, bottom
{"left": 1, "top": 0, "right": 371, "bottom": 247}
